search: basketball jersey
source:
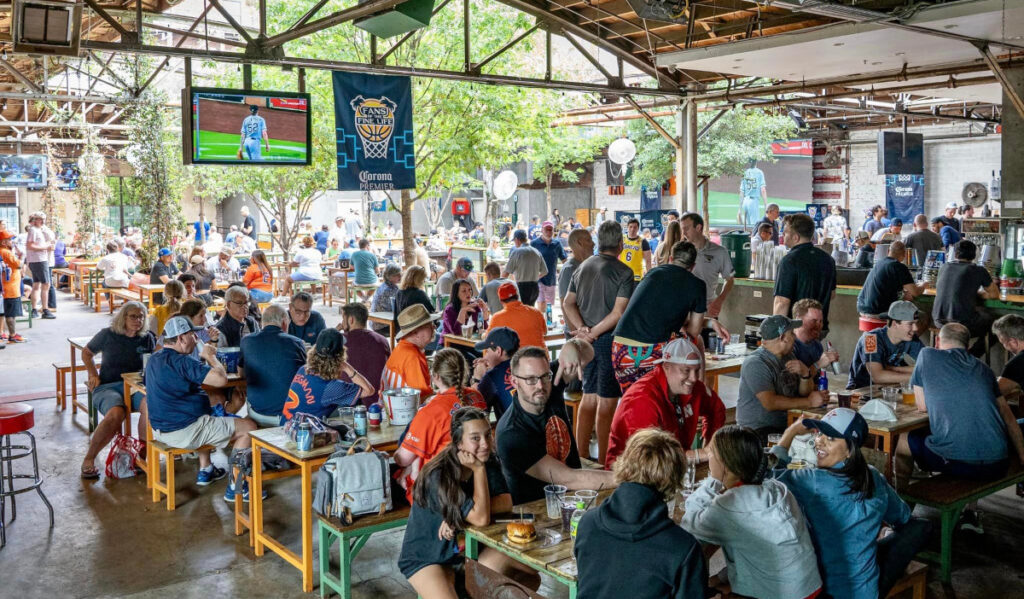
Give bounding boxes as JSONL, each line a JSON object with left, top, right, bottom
{"left": 241, "top": 115, "right": 266, "bottom": 141}
{"left": 620, "top": 235, "right": 645, "bottom": 281}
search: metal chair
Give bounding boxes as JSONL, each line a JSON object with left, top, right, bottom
{"left": 0, "top": 403, "right": 54, "bottom": 548}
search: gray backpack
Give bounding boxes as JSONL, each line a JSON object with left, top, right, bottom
{"left": 313, "top": 438, "right": 392, "bottom": 525}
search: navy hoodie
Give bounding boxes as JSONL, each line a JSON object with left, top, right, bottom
{"left": 574, "top": 482, "right": 707, "bottom": 599}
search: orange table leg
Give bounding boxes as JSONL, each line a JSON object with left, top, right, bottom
{"left": 253, "top": 442, "right": 265, "bottom": 557}
{"left": 301, "top": 461, "right": 314, "bottom": 593}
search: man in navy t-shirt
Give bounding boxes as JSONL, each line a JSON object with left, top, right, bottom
{"left": 146, "top": 316, "right": 259, "bottom": 501}
{"left": 846, "top": 301, "right": 924, "bottom": 390}
{"left": 472, "top": 327, "right": 520, "bottom": 419}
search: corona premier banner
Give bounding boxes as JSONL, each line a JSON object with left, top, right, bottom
{"left": 885, "top": 174, "right": 925, "bottom": 223}
{"left": 332, "top": 72, "right": 416, "bottom": 191}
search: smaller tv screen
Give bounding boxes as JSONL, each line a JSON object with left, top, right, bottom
{"left": 57, "top": 162, "right": 80, "bottom": 190}
{"left": 185, "top": 87, "right": 311, "bottom": 166}
{"left": 877, "top": 131, "right": 924, "bottom": 175}
{"left": 0, "top": 154, "right": 46, "bottom": 186}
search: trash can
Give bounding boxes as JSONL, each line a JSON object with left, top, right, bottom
{"left": 720, "top": 231, "right": 752, "bottom": 278}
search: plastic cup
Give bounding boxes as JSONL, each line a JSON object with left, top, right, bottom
{"left": 544, "top": 484, "right": 567, "bottom": 519}
{"left": 767, "top": 434, "right": 783, "bottom": 446}
{"left": 339, "top": 407, "right": 355, "bottom": 426}
{"left": 560, "top": 499, "right": 576, "bottom": 532}
{"left": 575, "top": 489, "right": 599, "bottom": 509}
{"left": 837, "top": 391, "right": 853, "bottom": 409}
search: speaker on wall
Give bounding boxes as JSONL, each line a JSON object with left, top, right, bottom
{"left": 877, "top": 131, "right": 924, "bottom": 175}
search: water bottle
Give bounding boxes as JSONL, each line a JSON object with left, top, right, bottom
{"left": 825, "top": 341, "right": 841, "bottom": 375}
{"left": 353, "top": 405, "right": 368, "bottom": 436}
{"left": 296, "top": 421, "right": 312, "bottom": 452}
{"left": 816, "top": 369, "right": 829, "bottom": 392}
{"left": 545, "top": 303, "right": 553, "bottom": 327}
{"left": 570, "top": 499, "right": 586, "bottom": 546}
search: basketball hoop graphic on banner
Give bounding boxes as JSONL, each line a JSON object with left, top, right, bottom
{"left": 350, "top": 95, "right": 396, "bottom": 159}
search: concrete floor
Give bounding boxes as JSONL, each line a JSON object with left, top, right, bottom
{"left": 1, "top": 292, "right": 1024, "bottom": 598}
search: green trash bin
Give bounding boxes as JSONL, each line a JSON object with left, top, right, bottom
{"left": 720, "top": 231, "right": 752, "bottom": 278}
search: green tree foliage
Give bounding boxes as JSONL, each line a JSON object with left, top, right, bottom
{"left": 626, "top": 108, "right": 798, "bottom": 190}
{"left": 530, "top": 123, "right": 612, "bottom": 217}
{"left": 75, "top": 129, "right": 110, "bottom": 251}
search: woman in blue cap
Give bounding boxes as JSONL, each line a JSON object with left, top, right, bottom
{"left": 771, "top": 408, "right": 930, "bottom": 599}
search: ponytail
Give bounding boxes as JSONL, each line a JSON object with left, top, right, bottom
{"left": 829, "top": 444, "right": 875, "bottom": 501}
{"left": 430, "top": 348, "right": 470, "bottom": 405}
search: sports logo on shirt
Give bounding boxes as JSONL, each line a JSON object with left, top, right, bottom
{"left": 545, "top": 416, "right": 573, "bottom": 463}
{"left": 864, "top": 333, "right": 877, "bottom": 354}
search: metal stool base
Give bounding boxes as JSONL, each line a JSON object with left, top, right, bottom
{"left": 0, "top": 431, "right": 55, "bottom": 548}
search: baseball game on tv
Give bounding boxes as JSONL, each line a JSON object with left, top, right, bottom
{"left": 184, "top": 88, "right": 312, "bottom": 166}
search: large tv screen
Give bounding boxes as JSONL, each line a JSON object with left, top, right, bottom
{"left": 183, "top": 87, "right": 311, "bottom": 166}
{"left": 57, "top": 162, "right": 80, "bottom": 190}
{"left": 0, "top": 154, "right": 46, "bottom": 186}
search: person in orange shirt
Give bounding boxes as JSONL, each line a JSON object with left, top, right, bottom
{"left": 393, "top": 348, "right": 487, "bottom": 503}
{"left": 381, "top": 304, "right": 439, "bottom": 402}
{"left": 243, "top": 249, "right": 275, "bottom": 303}
{"left": 1, "top": 229, "right": 26, "bottom": 344}
{"left": 489, "top": 281, "right": 547, "bottom": 349}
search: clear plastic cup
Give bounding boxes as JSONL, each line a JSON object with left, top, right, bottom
{"left": 575, "top": 489, "right": 599, "bottom": 509}
{"left": 544, "top": 484, "right": 567, "bottom": 519}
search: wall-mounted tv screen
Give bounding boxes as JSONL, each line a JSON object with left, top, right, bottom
{"left": 183, "top": 87, "right": 311, "bottom": 166}
{"left": 0, "top": 154, "right": 46, "bottom": 186}
{"left": 57, "top": 162, "right": 80, "bottom": 190}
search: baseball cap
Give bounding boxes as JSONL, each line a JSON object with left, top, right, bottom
{"left": 759, "top": 315, "right": 801, "bottom": 340}
{"left": 158, "top": 247, "right": 173, "bottom": 257}
{"left": 163, "top": 315, "right": 202, "bottom": 338}
{"left": 887, "top": 300, "right": 919, "bottom": 322}
{"left": 890, "top": 218, "right": 903, "bottom": 227}
{"left": 855, "top": 231, "right": 871, "bottom": 241}
{"left": 542, "top": 220, "right": 554, "bottom": 229}
{"left": 497, "top": 281, "right": 519, "bottom": 301}
{"left": 803, "top": 407, "right": 869, "bottom": 448}
{"left": 314, "top": 328, "right": 345, "bottom": 357}
{"left": 190, "top": 255, "right": 204, "bottom": 265}
{"left": 219, "top": 247, "right": 234, "bottom": 256}
{"left": 654, "top": 338, "right": 702, "bottom": 366}
{"left": 945, "top": 202, "right": 959, "bottom": 210}
{"left": 0, "top": 230, "right": 14, "bottom": 240}
{"left": 513, "top": 229, "right": 527, "bottom": 241}
{"left": 929, "top": 216, "right": 945, "bottom": 225}
{"left": 456, "top": 257, "right": 474, "bottom": 271}
{"left": 474, "top": 327, "right": 520, "bottom": 354}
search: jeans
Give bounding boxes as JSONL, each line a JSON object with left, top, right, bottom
{"left": 876, "top": 517, "right": 932, "bottom": 598}
{"left": 249, "top": 288, "right": 273, "bottom": 303}
{"left": 47, "top": 267, "right": 57, "bottom": 309}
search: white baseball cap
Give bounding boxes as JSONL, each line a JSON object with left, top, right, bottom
{"left": 945, "top": 202, "right": 959, "bottom": 210}
{"left": 655, "top": 338, "right": 702, "bottom": 366}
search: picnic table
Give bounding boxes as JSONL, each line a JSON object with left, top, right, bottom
{"left": 246, "top": 422, "right": 402, "bottom": 592}
{"left": 704, "top": 344, "right": 752, "bottom": 393}
{"left": 443, "top": 333, "right": 567, "bottom": 358}
{"left": 368, "top": 310, "right": 395, "bottom": 347}
{"left": 788, "top": 386, "right": 929, "bottom": 480}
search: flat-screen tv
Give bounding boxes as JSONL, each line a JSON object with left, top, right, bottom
{"left": 57, "top": 162, "right": 80, "bottom": 190}
{"left": 877, "top": 131, "right": 924, "bottom": 175}
{"left": 182, "top": 87, "right": 311, "bottom": 166}
{"left": 0, "top": 154, "right": 46, "bottom": 186}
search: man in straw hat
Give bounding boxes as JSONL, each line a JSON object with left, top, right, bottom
{"left": 381, "top": 304, "right": 441, "bottom": 402}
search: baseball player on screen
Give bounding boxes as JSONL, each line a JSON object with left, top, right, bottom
{"left": 238, "top": 104, "right": 270, "bottom": 160}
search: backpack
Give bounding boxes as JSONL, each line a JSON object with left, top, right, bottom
{"left": 313, "top": 438, "right": 392, "bottom": 525}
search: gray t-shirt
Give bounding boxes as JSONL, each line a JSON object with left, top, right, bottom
{"left": 568, "top": 254, "right": 635, "bottom": 327}
{"left": 931, "top": 261, "right": 993, "bottom": 328}
{"left": 436, "top": 271, "right": 478, "bottom": 298}
{"left": 558, "top": 258, "right": 582, "bottom": 299}
{"left": 903, "top": 229, "right": 943, "bottom": 267}
{"left": 480, "top": 278, "right": 510, "bottom": 315}
{"left": 737, "top": 348, "right": 802, "bottom": 431}
{"left": 692, "top": 241, "right": 735, "bottom": 303}
{"left": 505, "top": 246, "right": 547, "bottom": 283}
{"left": 910, "top": 347, "right": 1008, "bottom": 462}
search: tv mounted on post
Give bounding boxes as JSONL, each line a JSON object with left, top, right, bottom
{"left": 182, "top": 87, "right": 312, "bottom": 166}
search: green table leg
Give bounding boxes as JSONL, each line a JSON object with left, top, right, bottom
{"left": 940, "top": 505, "right": 964, "bottom": 583}
{"left": 319, "top": 520, "right": 331, "bottom": 599}
{"left": 465, "top": 532, "right": 479, "bottom": 560}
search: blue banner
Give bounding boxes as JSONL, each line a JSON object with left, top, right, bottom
{"left": 885, "top": 174, "right": 925, "bottom": 223}
{"left": 613, "top": 210, "right": 671, "bottom": 236}
{"left": 640, "top": 186, "right": 662, "bottom": 211}
{"left": 333, "top": 72, "right": 416, "bottom": 191}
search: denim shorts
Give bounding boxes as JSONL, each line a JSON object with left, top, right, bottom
{"left": 93, "top": 381, "right": 144, "bottom": 415}
{"left": 290, "top": 271, "right": 320, "bottom": 282}
{"left": 583, "top": 331, "right": 621, "bottom": 398}
{"left": 907, "top": 429, "right": 1009, "bottom": 481}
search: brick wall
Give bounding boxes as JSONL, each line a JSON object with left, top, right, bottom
{"left": 846, "top": 123, "right": 1001, "bottom": 227}
{"left": 592, "top": 159, "right": 643, "bottom": 213}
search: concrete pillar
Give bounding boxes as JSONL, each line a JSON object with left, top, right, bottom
{"left": 674, "top": 105, "right": 686, "bottom": 212}
{"left": 685, "top": 99, "right": 699, "bottom": 214}
{"left": 1001, "top": 66, "right": 1024, "bottom": 218}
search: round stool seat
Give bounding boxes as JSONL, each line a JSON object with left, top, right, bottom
{"left": 0, "top": 403, "right": 34, "bottom": 435}
{"left": 858, "top": 315, "right": 886, "bottom": 332}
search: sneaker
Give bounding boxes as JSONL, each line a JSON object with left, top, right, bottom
{"left": 223, "top": 480, "right": 268, "bottom": 503}
{"left": 1, "top": 332, "right": 8, "bottom": 341}
{"left": 958, "top": 510, "right": 984, "bottom": 534}
{"left": 196, "top": 465, "right": 227, "bottom": 486}
{"left": 30, "top": 310, "right": 39, "bottom": 318}
{"left": 41, "top": 311, "right": 56, "bottom": 320}
{"left": 8, "top": 335, "right": 26, "bottom": 343}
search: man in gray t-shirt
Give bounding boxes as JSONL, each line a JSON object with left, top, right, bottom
{"left": 479, "top": 262, "right": 510, "bottom": 316}
{"left": 681, "top": 213, "right": 735, "bottom": 318}
{"left": 737, "top": 315, "right": 826, "bottom": 438}
{"left": 502, "top": 229, "right": 547, "bottom": 306}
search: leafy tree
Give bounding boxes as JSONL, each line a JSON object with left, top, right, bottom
{"left": 530, "top": 123, "right": 612, "bottom": 218}
{"left": 75, "top": 129, "right": 110, "bottom": 251}
{"left": 626, "top": 108, "right": 798, "bottom": 194}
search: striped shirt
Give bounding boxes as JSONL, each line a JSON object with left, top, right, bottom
{"left": 380, "top": 339, "right": 432, "bottom": 401}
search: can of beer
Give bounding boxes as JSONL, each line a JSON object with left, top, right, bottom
{"left": 367, "top": 403, "right": 382, "bottom": 429}
{"left": 354, "top": 405, "right": 368, "bottom": 436}
{"left": 296, "top": 421, "right": 312, "bottom": 452}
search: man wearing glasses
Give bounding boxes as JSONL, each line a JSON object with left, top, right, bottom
{"left": 496, "top": 341, "right": 617, "bottom": 503}
{"left": 216, "top": 285, "right": 261, "bottom": 348}
{"left": 286, "top": 291, "right": 325, "bottom": 345}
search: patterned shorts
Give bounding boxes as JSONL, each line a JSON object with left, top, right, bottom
{"left": 611, "top": 340, "right": 665, "bottom": 393}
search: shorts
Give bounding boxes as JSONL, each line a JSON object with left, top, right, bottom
{"left": 517, "top": 281, "right": 540, "bottom": 306}
{"left": 249, "top": 288, "right": 273, "bottom": 303}
{"left": 290, "top": 271, "right": 321, "bottom": 282}
{"left": 154, "top": 414, "right": 236, "bottom": 450}
{"left": 907, "top": 429, "right": 1009, "bottom": 481}
{"left": 28, "top": 262, "right": 50, "bottom": 284}
{"left": 538, "top": 283, "right": 556, "bottom": 305}
{"left": 2, "top": 297, "right": 22, "bottom": 317}
{"left": 583, "top": 331, "right": 621, "bottom": 398}
{"left": 247, "top": 403, "right": 281, "bottom": 428}
{"left": 93, "top": 381, "right": 144, "bottom": 415}
{"left": 611, "top": 340, "right": 665, "bottom": 392}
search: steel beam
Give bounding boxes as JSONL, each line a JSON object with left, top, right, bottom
{"left": 624, "top": 96, "right": 678, "bottom": 148}
{"left": 142, "top": 22, "right": 248, "bottom": 49}
{"left": 88, "top": 51, "right": 134, "bottom": 90}
{"left": 140, "top": 1, "right": 216, "bottom": 94}
{"left": 0, "top": 58, "right": 43, "bottom": 94}
{"left": 84, "top": 0, "right": 132, "bottom": 38}
{"left": 377, "top": 0, "right": 454, "bottom": 64}
{"left": 207, "top": 0, "right": 255, "bottom": 45}
{"left": 976, "top": 43, "right": 1024, "bottom": 120}
{"left": 464, "top": 0, "right": 471, "bottom": 73}
{"left": 291, "top": 0, "right": 332, "bottom": 31}
{"left": 474, "top": 23, "right": 540, "bottom": 73}
{"left": 263, "top": 0, "right": 405, "bottom": 48}
{"left": 81, "top": 40, "right": 687, "bottom": 97}
{"left": 563, "top": 32, "right": 614, "bottom": 83}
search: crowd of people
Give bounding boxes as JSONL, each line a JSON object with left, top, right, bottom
{"left": 13, "top": 194, "right": 1024, "bottom": 599}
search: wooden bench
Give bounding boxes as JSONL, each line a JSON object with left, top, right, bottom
{"left": 899, "top": 460, "right": 1024, "bottom": 581}
{"left": 147, "top": 422, "right": 216, "bottom": 511}
{"left": 53, "top": 361, "right": 99, "bottom": 412}
{"left": 293, "top": 279, "right": 328, "bottom": 305}
{"left": 317, "top": 505, "right": 411, "bottom": 599}
{"left": 707, "top": 560, "right": 926, "bottom": 599}
{"left": 110, "top": 288, "right": 139, "bottom": 309}
{"left": 52, "top": 267, "right": 76, "bottom": 293}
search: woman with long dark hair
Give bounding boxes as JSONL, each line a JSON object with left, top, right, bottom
{"left": 682, "top": 425, "right": 821, "bottom": 599}
{"left": 440, "top": 279, "right": 488, "bottom": 342}
{"left": 398, "top": 407, "right": 533, "bottom": 598}
{"left": 243, "top": 249, "right": 275, "bottom": 303}
{"left": 772, "top": 409, "right": 930, "bottom": 599}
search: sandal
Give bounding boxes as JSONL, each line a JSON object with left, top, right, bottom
{"left": 81, "top": 465, "right": 101, "bottom": 480}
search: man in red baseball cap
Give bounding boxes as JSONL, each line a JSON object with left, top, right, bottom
{"left": 489, "top": 281, "right": 547, "bottom": 349}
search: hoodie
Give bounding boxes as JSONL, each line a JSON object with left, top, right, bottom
{"left": 574, "top": 482, "right": 706, "bottom": 599}
{"left": 681, "top": 477, "right": 821, "bottom": 599}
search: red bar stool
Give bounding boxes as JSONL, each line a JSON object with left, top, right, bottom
{"left": 0, "top": 403, "right": 54, "bottom": 548}
{"left": 858, "top": 315, "right": 887, "bottom": 332}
